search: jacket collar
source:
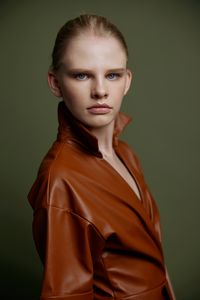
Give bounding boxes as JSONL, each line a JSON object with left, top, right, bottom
{"left": 57, "top": 101, "right": 132, "bottom": 157}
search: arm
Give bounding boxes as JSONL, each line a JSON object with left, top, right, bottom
{"left": 33, "top": 205, "right": 101, "bottom": 300}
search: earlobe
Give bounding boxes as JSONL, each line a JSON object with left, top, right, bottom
{"left": 47, "top": 71, "right": 62, "bottom": 98}
{"left": 124, "top": 69, "right": 133, "bottom": 96}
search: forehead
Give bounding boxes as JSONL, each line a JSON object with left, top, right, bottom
{"left": 61, "top": 34, "right": 127, "bottom": 69}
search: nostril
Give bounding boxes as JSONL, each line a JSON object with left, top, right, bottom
{"left": 91, "top": 91, "right": 108, "bottom": 99}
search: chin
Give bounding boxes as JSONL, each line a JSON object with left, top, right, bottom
{"left": 83, "top": 117, "right": 116, "bottom": 129}
{"left": 73, "top": 109, "right": 118, "bottom": 128}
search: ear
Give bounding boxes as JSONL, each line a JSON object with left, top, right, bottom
{"left": 124, "top": 69, "right": 133, "bottom": 96}
{"left": 47, "top": 71, "right": 62, "bottom": 98}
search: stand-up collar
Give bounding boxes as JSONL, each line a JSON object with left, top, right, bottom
{"left": 57, "top": 101, "right": 132, "bottom": 157}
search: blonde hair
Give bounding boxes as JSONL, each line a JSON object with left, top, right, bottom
{"left": 51, "top": 14, "right": 128, "bottom": 71}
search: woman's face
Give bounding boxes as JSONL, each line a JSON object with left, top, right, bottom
{"left": 48, "top": 34, "right": 132, "bottom": 130}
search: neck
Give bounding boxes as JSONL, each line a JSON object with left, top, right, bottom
{"left": 90, "top": 121, "right": 115, "bottom": 158}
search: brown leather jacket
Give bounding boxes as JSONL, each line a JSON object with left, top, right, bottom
{"left": 28, "top": 101, "right": 175, "bottom": 300}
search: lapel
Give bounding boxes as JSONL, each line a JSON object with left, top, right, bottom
{"left": 114, "top": 145, "right": 163, "bottom": 253}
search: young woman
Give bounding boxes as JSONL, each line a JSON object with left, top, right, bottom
{"left": 28, "top": 14, "right": 175, "bottom": 300}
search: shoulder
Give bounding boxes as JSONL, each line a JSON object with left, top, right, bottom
{"left": 28, "top": 141, "right": 84, "bottom": 211}
{"left": 38, "top": 141, "right": 77, "bottom": 175}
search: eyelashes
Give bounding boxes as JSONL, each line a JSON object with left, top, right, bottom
{"left": 74, "top": 73, "right": 88, "bottom": 80}
{"left": 106, "top": 73, "right": 121, "bottom": 80}
{"left": 72, "top": 72, "right": 122, "bottom": 81}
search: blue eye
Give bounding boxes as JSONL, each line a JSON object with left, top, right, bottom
{"left": 75, "top": 73, "right": 88, "bottom": 80}
{"left": 107, "top": 73, "right": 120, "bottom": 80}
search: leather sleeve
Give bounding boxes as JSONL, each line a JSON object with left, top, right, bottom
{"left": 32, "top": 205, "right": 101, "bottom": 300}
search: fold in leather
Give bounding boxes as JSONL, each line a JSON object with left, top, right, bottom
{"left": 28, "top": 101, "right": 175, "bottom": 299}
{"left": 94, "top": 280, "right": 170, "bottom": 300}
{"left": 40, "top": 290, "right": 93, "bottom": 300}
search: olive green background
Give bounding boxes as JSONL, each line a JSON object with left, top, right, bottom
{"left": 0, "top": 0, "right": 199, "bottom": 299}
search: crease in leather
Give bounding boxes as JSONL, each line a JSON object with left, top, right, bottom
{"left": 41, "top": 289, "right": 93, "bottom": 300}
{"left": 42, "top": 204, "right": 107, "bottom": 243}
{"left": 94, "top": 279, "right": 169, "bottom": 300}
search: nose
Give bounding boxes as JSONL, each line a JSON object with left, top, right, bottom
{"left": 91, "top": 77, "right": 108, "bottom": 100}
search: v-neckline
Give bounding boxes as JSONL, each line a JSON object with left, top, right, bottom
{"left": 101, "top": 152, "right": 144, "bottom": 205}
{"left": 97, "top": 147, "right": 162, "bottom": 243}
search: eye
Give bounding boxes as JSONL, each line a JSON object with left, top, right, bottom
{"left": 106, "top": 73, "right": 120, "bottom": 80}
{"left": 74, "top": 73, "right": 88, "bottom": 80}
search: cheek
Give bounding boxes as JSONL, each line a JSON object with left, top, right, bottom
{"left": 61, "top": 82, "right": 88, "bottom": 98}
{"left": 112, "top": 80, "right": 127, "bottom": 94}
{"left": 112, "top": 84, "right": 126, "bottom": 100}
{"left": 61, "top": 82, "right": 82, "bottom": 102}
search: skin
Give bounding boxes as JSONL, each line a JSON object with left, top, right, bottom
{"left": 48, "top": 33, "right": 132, "bottom": 156}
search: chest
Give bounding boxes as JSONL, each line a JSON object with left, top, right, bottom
{"left": 64, "top": 149, "right": 161, "bottom": 253}
{"left": 65, "top": 148, "right": 155, "bottom": 230}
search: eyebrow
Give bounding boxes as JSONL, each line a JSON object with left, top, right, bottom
{"left": 66, "top": 68, "right": 127, "bottom": 73}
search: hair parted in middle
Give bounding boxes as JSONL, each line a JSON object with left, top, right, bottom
{"left": 51, "top": 14, "right": 129, "bottom": 71}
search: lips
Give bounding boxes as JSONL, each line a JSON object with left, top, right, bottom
{"left": 87, "top": 104, "right": 112, "bottom": 109}
{"left": 87, "top": 104, "right": 112, "bottom": 114}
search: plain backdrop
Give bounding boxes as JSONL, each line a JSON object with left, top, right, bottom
{"left": 0, "top": 1, "right": 200, "bottom": 299}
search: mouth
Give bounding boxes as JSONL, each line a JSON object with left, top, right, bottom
{"left": 87, "top": 104, "right": 112, "bottom": 115}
